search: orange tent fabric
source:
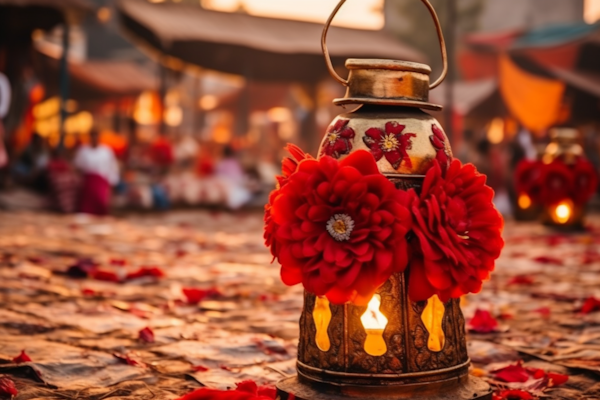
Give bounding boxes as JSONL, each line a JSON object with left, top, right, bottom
{"left": 499, "top": 54, "right": 566, "bottom": 134}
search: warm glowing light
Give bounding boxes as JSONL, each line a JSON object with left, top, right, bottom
{"left": 487, "top": 118, "right": 505, "bottom": 144}
{"left": 313, "top": 296, "right": 332, "bottom": 352}
{"left": 585, "top": 0, "right": 600, "bottom": 23}
{"left": 267, "top": 107, "right": 292, "bottom": 123}
{"left": 33, "top": 97, "right": 78, "bottom": 120}
{"left": 361, "top": 294, "right": 388, "bottom": 356}
{"left": 518, "top": 193, "right": 532, "bottom": 210}
{"left": 553, "top": 201, "right": 572, "bottom": 224}
{"left": 134, "top": 91, "right": 161, "bottom": 125}
{"left": 164, "top": 106, "right": 183, "bottom": 127}
{"left": 421, "top": 295, "right": 446, "bottom": 352}
{"left": 199, "top": 95, "right": 219, "bottom": 111}
{"left": 97, "top": 7, "right": 111, "bottom": 23}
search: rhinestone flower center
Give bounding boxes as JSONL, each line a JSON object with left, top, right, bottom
{"left": 380, "top": 134, "right": 400, "bottom": 152}
{"left": 326, "top": 214, "right": 355, "bottom": 242}
{"left": 327, "top": 132, "right": 339, "bottom": 144}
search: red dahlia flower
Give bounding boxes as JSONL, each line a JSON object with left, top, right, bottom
{"left": 399, "top": 159, "right": 504, "bottom": 302}
{"left": 430, "top": 124, "right": 450, "bottom": 171}
{"left": 267, "top": 150, "right": 412, "bottom": 305}
{"left": 363, "top": 121, "right": 416, "bottom": 169}
{"left": 321, "top": 119, "right": 355, "bottom": 159}
{"left": 540, "top": 161, "right": 573, "bottom": 206}
{"left": 572, "top": 159, "right": 598, "bottom": 205}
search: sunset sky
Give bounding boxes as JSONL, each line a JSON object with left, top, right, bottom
{"left": 202, "top": 0, "right": 600, "bottom": 28}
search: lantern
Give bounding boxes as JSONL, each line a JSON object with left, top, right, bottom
{"left": 542, "top": 128, "right": 587, "bottom": 228}
{"left": 276, "top": 1, "right": 493, "bottom": 399}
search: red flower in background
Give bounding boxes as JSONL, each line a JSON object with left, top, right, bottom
{"left": 399, "top": 160, "right": 504, "bottom": 302}
{"left": 267, "top": 150, "right": 412, "bottom": 305}
{"left": 430, "top": 124, "right": 450, "bottom": 171}
{"left": 581, "top": 297, "right": 600, "bottom": 314}
{"left": 572, "top": 159, "right": 598, "bottom": 205}
{"left": 176, "top": 380, "right": 276, "bottom": 400}
{"left": 321, "top": 119, "right": 355, "bottom": 159}
{"left": 540, "top": 161, "right": 573, "bottom": 206}
{"left": 363, "top": 122, "right": 416, "bottom": 170}
{"left": 514, "top": 160, "right": 544, "bottom": 203}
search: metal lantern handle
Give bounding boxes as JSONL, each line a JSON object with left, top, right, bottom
{"left": 321, "top": 0, "right": 448, "bottom": 89}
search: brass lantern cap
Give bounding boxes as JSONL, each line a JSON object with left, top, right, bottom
{"left": 333, "top": 59, "right": 443, "bottom": 111}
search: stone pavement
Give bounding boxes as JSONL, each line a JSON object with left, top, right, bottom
{"left": 0, "top": 211, "right": 599, "bottom": 399}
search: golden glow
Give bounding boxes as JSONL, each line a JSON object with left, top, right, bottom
{"left": 134, "top": 91, "right": 161, "bottom": 125}
{"left": 201, "top": 0, "right": 384, "bottom": 30}
{"left": 33, "top": 97, "right": 78, "bottom": 120}
{"left": 518, "top": 193, "right": 532, "bottom": 210}
{"left": 199, "top": 95, "right": 219, "bottom": 111}
{"left": 487, "top": 118, "right": 505, "bottom": 144}
{"left": 421, "top": 295, "right": 446, "bottom": 352}
{"left": 313, "top": 296, "right": 332, "bottom": 352}
{"left": 585, "top": 0, "right": 600, "bottom": 23}
{"left": 164, "top": 106, "right": 183, "bottom": 127}
{"left": 267, "top": 107, "right": 292, "bottom": 123}
{"left": 97, "top": 7, "right": 111, "bottom": 23}
{"left": 361, "top": 294, "right": 388, "bottom": 356}
{"left": 553, "top": 201, "right": 573, "bottom": 224}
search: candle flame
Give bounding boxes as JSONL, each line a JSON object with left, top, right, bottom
{"left": 553, "top": 201, "right": 572, "bottom": 224}
{"left": 360, "top": 294, "right": 388, "bottom": 356}
{"left": 360, "top": 294, "right": 388, "bottom": 330}
{"left": 313, "top": 296, "right": 332, "bottom": 352}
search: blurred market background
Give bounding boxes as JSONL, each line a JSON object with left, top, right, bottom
{"left": 0, "top": 0, "right": 599, "bottom": 215}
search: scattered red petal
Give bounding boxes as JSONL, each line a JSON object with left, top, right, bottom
{"left": 581, "top": 297, "right": 600, "bottom": 314}
{"left": 532, "top": 256, "right": 563, "bottom": 265}
{"left": 192, "top": 365, "right": 210, "bottom": 372}
{"left": 176, "top": 250, "right": 188, "bottom": 258}
{"left": 508, "top": 276, "right": 535, "bottom": 286}
{"left": 26, "top": 256, "right": 44, "bottom": 264}
{"left": 90, "top": 269, "right": 121, "bottom": 283}
{"left": 12, "top": 350, "right": 32, "bottom": 364}
{"left": 110, "top": 258, "right": 128, "bottom": 266}
{"left": 113, "top": 352, "right": 146, "bottom": 368}
{"left": 533, "top": 307, "right": 551, "bottom": 317}
{"left": 494, "top": 362, "right": 530, "bottom": 383}
{"left": 126, "top": 266, "right": 165, "bottom": 280}
{"left": 468, "top": 309, "right": 499, "bottom": 333}
{"left": 175, "top": 380, "right": 276, "bottom": 400}
{"left": 138, "top": 327, "right": 155, "bottom": 343}
{"left": 547, "top": 372, "right": 569, "bottom": 387}
{"left": 0, "top": 376, "right": 18, "bottom": 396}
{"left": 183, "top": 287, "right": 222, "bottom": 304}
{"left": 81, "top": 288, "right": 97, "bottom": 296}
{"left": 493, "top": 389, "right": 534, "bottom": 400}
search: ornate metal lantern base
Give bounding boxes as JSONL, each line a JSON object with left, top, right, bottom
{"left": 276, "top": 374, "right": 492, "bottom": 400}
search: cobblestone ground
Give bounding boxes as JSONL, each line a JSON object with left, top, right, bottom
{"left": 0, "top": 211, "right": 599, "bottom": 399}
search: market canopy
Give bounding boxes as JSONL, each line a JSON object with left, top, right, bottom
{"left": 37, "top": 51, "right": 156, "bottom": 101}
{"left": 116, "top": 0, "right": 425, "bottom": 82}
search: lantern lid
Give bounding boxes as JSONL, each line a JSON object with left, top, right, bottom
{"left": 332, "top": 59, "right": 443, "bottom": 111}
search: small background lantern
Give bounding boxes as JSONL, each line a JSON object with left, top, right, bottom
{"left": 276, "top": 1, "right": 493, "bottom": 399}
{"left": 542, "top": 128, "right": 586, "bottom": 228}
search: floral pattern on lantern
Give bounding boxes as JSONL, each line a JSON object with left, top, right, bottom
{"left": 430, "top": 124, "right": 450, "bottom": 171}
{"left": 363, "top": 121, "right": 416, "bottom": 170}
{"left": 321, "top": 119, "right": 355, "bottom": 159}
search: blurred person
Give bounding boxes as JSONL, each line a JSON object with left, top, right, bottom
{"left": 215, "top": 145, "right": 251, "bottom": 210}
{"left": 73, "top": 129, "right": 119, "bottom": 216}
{"left": 47, "top": 148, "right": 79, "bottom": 213}
{"left": 12, "top": 132, "right": 50, "bottom": 192}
